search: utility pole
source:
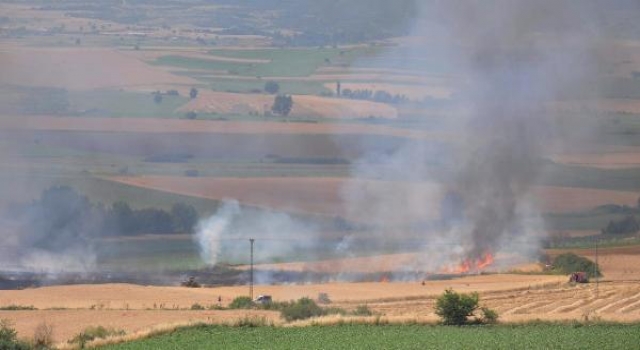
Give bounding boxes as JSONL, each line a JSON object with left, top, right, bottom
{"left": 249, "top": 238, "right": 254, "bottom": 300}
{"left": 595, "top": 238, "right": 599, "bottom": 297}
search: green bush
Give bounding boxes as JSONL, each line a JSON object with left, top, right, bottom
{"left": 0, "top": 320, "right": 30, "bottom": 350}
{"left": 228, "top": 296, "right": 254, "bottom": 310}
{"left": 435, "top": 289, "right": 479, "bottom": 325}
{"left": 552, "top": 253, "right": 602, "bottom": 277}
{"left": 280, "top": 298, "right": 325, "bottom": 322}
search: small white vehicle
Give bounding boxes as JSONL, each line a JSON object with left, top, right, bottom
{"left": 254, "top": 295, "right": 272, "bottom": 304}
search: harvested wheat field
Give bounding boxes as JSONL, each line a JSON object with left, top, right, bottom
{"left": 0, "top": 47, "right": 196, "bottom": 90}
{"left": 178, "top": 90, "right": 398, "bottom": 118}
{"left": 7, "top": 275, "right": 640, "bottom": 344}
{"left": 0, "top": 275, "right": 560, "bottom": 311}
{"left": 107, "top": 176, "right": 640, "bottom": 222}
{"left": 0, "top": 309, "right": 278, "bottom": 346}
{"left": 351, "top": 281, "right": 640, "bottom": 323}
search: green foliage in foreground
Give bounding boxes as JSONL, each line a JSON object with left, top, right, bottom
{"left": 101, "top": 324, "right": 640, "bottom": 350}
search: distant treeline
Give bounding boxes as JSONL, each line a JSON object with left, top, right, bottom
{"left": 340, "top": 89, "right": 408, "bottom": 104}
{"left": 7, "top": 186, "right": 199, "bottom": 251}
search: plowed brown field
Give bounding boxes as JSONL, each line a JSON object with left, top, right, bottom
{"left": 0, "top": 47, "right": 196, "bottom": 90}
{"left": 106, "top": 176, "right": 640, "bottom": 221}
{"left": 0, "top": 116, "right": 436, "bottom": 140}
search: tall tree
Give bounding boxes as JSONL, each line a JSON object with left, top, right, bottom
{"left": 271, "top": 94, "right": 293, "bottom": 116}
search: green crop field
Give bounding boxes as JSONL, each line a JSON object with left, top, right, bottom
{"left": 68, "top": 90, "right": 189, "bottom": 118}
{"left": 154, "top": 47, "right": 382, "bottom": 78}
{"left": 101, "top": 324, "right": 640, "bottom": 350}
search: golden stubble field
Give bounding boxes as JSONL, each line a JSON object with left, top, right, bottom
{"left": 178, "top": 90, "right": 399, "bottom": 119}
{"left": 2, "top": 274, "right": 640, "bottom": 345}
{"left": 2, "top": 246, "right": 640, "bottom": 344}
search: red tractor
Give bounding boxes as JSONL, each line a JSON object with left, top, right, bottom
{"left": 569, "top": 272, "right": 589, "bottom": 283}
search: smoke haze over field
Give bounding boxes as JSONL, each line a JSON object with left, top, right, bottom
{"left": 336, "top": 0, "right": 617, "bottom": 268}
{"left": 2, "top": 1, "right": 640, "bottom": 280}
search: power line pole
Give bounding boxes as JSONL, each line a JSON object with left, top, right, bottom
{"left": 249, "top": 238, "right": 254, "bottom": 301}
{"left": 593, "top": 237, "right": 600, "bottom": 298}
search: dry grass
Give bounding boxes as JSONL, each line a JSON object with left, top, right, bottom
{"left": 0, "top": 309, "right": 279, "bottom": 346}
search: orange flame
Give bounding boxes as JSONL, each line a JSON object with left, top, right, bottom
{"left": 442, "top": 252, "right": 495, "bottom": 274}
{"left": 379, "top": 274, "right": 390, "bottom": 283}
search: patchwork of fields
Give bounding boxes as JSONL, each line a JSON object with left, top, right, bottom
{"left": 3, "top": 3, "right": 640, "bottom": 349}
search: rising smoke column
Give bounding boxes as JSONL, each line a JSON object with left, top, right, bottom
{"left": 339, "top": 0, "right": 609, "bottom": 268}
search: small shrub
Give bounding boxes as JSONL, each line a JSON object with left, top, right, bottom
{"left": 207, "top": 304, "right": 226, "bottom": 310}
{"left": 190, "top": 303, "right": 205, "bottom": 310}
{"left": 69, "top": 326, "right": 125, "bottom": 348}
{"left": 352, "top": 305, "right": 373, "bottom": 316}
{"left": 32, "top": 321, "right": 53, "bottom": 349}
{"left": 435, "top": 289, "right": 479, "bottom": 325}
{"left": 231, "top": 316, "right": 271, "bottom": 327}
{"left": 317, "top": 293, "right": 331, "bottom": 304}
{"left": 480, "top": 307, "right": 499, "bottom": 324}
{"left": 257, "top": 301, "right": 290, "bottom": 311}
{"left": 228, "top": 296, "right": 254, "bottom": 309}
{"left": 185, "top": 111, "right": 197, "bottom": 120}
{"left": 323, "top": 307, "right": 347, "bottom": 316}
{"left": 0, "top": 305, "right": 36, "bottom": 311}
{"left": 280, "top": 298, "right": 325, "bottom": 322}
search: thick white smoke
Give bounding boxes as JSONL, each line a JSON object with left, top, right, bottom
{"left": 195, "top": 200, "right": 320, "bottom": 267}
{"left": 195, "top": 200, "right": 240, "bottom": 265}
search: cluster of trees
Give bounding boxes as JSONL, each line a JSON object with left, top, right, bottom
{"left": 602, "top": 215, "right": 639, "bottom": 235}
{"left": 598, "top": 198, "right": 640, "bottom": 235}
{"left": 103, "top": 201, "right": 198, "bottom": 236}
{"left": 340, "top": 89, "right": 408, "bottom": 104}
{"left": 271, "top": 95, "right": 293, "bottom": 116}
{"left": 550, "top": 253, "right": 602, "bottom": 277}
{"left": 11, "top": 186, "right": 200, "bottom": 251}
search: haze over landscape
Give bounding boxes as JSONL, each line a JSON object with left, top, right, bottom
{"left": 2, "top": 1, "right": 640, "bottom": 348}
